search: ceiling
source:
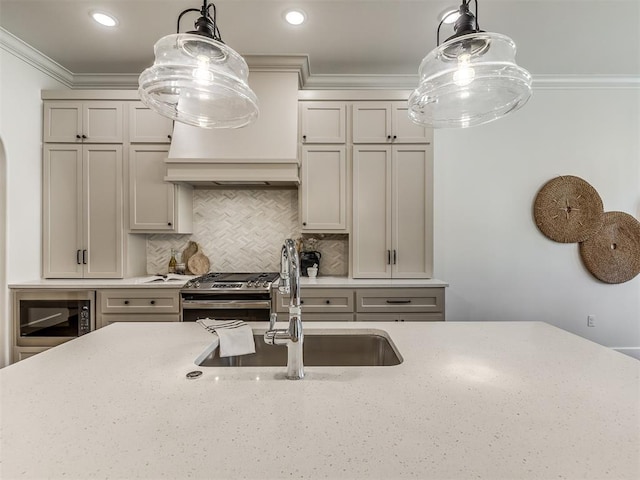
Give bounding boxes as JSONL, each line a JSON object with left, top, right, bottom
{"left": 1, "top": 0, "right": 638, "bottom": 82}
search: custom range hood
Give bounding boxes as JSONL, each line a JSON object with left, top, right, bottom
{"left": 165, "top": 71, "right": 300, "bottom": 186}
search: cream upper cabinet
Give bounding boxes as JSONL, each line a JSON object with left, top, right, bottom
{"left": 128, "top": 103, "right": 173, "bottom": 143}
{"left": 299, "top": 102, "right": 347, "bottom": 144}
{"left": 43, "top": 144, "right": 124, "bottom": 278}
{"left": 300, "top": 145, "right": 348, "bottom": 232}
{"left": 44, "top": 101, "right": 124, "bottom": 143}
{"left": 129, "top": 145, "right": 193, "bottom": 233}
{"left": 352, "top": 144, "right": 433, "bottom": 278}
{"left": 352, "top": 101, "right": 431, "bottom": 144}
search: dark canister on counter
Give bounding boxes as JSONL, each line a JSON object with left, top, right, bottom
{"left": 299, "top": 251, "right": 321, "bottom": 276}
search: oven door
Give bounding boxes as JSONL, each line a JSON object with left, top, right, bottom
{"left": 181, "top": 295, "right": 271, "bottom": 322}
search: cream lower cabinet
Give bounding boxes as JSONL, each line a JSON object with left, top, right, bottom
{"left": 273, "top": 288, "right": 355, "bottom": 321}
{"left": 274, "top": 286, "right": 444, "bottom": 321}
{"left": 300, "top": 145, "right": 348, "bottom": 232}
{"left": 43, "top": 144, "right": 124, "bottom": 278}
{"left": 96, "top": 289, "right": 181, "bottom": 328}
{"left": 352, "top": 144, "right": 433, "bottom": 278}
{"left": 354, "top": 288, "right": 444, "bottom": 321}
{"left": 129, "top": 145, "right": 193, "bottom": 233}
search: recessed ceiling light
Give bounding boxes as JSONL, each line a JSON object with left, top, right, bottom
{"left": 284, "top": 10, "right": 306, "bottom": 26}
{"left": 440, "top": 8, "right": 460, "bottom": 24}
{"left": 91, "top": 11, "right": 118, "bottom": 27}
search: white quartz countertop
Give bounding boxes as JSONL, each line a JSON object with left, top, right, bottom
{"left": 299, "top": 276, "right": 448, "bottom": 287}
{"left": 8, "top": 274, "right": 196, "bottom": 289}
{"left": 8, "top": 276, "right": 448, "bottom": 289}
{"left": 1, "top": 321, "right": 638, "bottom": 479}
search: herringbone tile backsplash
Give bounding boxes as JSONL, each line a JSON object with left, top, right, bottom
{"left": 147, "top": 189, "right": 348, "bottom": 276}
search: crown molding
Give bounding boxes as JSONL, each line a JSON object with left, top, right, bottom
{"left": 532, "top": 74, "right": 640, "bottom": 89}
{"left": 2, "top": 28, "right": 638, "bottom": 91}
{"left": 0, "top": 28, "right": 73, "bottom": 88}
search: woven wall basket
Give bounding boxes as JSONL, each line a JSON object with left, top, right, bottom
{"left": 579, "top": 211, "right": 640, "bottom": 284}
{"left": 534, "top": 175, "right": 604, "bottom": 243}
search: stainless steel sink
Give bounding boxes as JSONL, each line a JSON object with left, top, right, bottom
{"left": 196, "top": 331, "right": 402, "bottom": 367}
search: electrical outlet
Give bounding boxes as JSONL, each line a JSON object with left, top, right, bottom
{"left": 587, "top": 315, "right": 596, "bottom": 327}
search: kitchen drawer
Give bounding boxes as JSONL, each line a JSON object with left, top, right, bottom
{"left": 273, "top": 313, "right": 354, "bottom": 322}
{"left": 355, "top": 288, "right": 444, "bottom": 314}
{"left": 98, "top": 313, "right": 180, "bottom": 329}
{"left": 355, "top": 312, "right": 444, "bottom": 322}
{"left": 274, "top": 288, "right": 354, "bottom": 314}
{"left": 98, "top": 289, "right": 180, "bottom": 314}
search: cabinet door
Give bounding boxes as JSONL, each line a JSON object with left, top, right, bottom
{"left": 300, "top": 102, "right": 346, "bottom": 143}
{"left": 301, "top": 145, "right": 347, "bottom": 231}
{"left": 82, "top": 102, "right": 123, "bottom": 143}
{"left": 43, "top": 102, "right": 83, "bottom": 143}
{"left": 352, "top": 102, "right": 392, "bottom": 143}
{"left": 392, "top": 145, "right": 433, "bottom": 278}
{"left": 43, "top": 145, "right": 84, "bottom": 278}
{"left": 352, "top": 146, "right": 392, "bottom": 278}
{"left": 83, "top": 145, "right": 123, "bottom": 278}
{"left": 129, "top": 103, "right": 173, "bottom": 143}
{"left": 391, "top": 102, "right": 433, "bottom": 143}
{"left": 129, "top": 145, "right": 174, "bottom": 231}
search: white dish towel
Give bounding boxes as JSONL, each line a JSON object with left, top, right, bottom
{"left": 196, "top": 319, "right": 256, "bottom": 357}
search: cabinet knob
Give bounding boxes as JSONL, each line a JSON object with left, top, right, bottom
{"left": 124, "top": 300, "right": 129, "bottom": 305}
{"left": 301, "top": 300, "right": 304, "bottom": 304}
{"left": 302, "top": 222, "right": 307, "bottom": 226}
{"left": 76, "top": 134, "right": 81, "bottom": 139}
{"left": 393, "top": 135, "right": 397, "bottom": 140}
{"left": 82, "top": 134, "right": 87, "bottom": 139}
{"left": 150, "top": 300, "right": 156, "bottom": 305}
{"left": 167, "top": 222, "right": 172, "bottom": 226}
{"left": 387, "top": 135, "right": 391, "bottom": 140}
{"left": 167, "top": 134, "right": 172, "bottom": 140}
{"left": 325, "top": 300, "right": 330, "bottom": 304}
{"left": 302, "top": 135, "right": 307, "bottom": 141}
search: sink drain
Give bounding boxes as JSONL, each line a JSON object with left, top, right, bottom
{"left": 186, "top": 370, "right": 203, "bottom": 379}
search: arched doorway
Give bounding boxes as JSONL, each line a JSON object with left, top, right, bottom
{"left": 0, "top": 137, "right": 7, "bottom": 367}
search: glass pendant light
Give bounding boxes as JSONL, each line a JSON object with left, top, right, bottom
{"left": 138, "top": 0, "right": 258, "bottom": 129}
{"left": 408, "top": 0, "right": 532, "bottom": 129}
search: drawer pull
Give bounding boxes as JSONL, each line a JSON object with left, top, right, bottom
{"left": 150, "top": 300, "right": 156, "bottom": 305}
{"left": 124, "top": 300, "right": 129, "bottom": 305}
{"left": 386, "top": 300, "right": 411, "bottom": 304}
{"left": 325, "top": 300, "right": 330, "bottom": 304}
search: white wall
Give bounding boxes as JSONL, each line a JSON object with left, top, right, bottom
{"left": 0, "top": 48, "right": 69, "bottom": 366}
{"left": 433, "top": 86, "right": 640, "bottom": 355}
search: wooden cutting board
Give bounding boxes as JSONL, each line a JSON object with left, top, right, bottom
{"left": 181, "top": 241, "right": 199, "bottom": 274}
{"left": 187, "top": 250, "right": 210, "bottom": 275}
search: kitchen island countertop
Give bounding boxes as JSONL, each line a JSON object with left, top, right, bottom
{"left": 0, "top": 321, "right": 638, "bottom": 479}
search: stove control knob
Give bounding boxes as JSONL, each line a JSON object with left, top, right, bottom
{"left": 259, "top": 281, "right": 266, "bottom": 288}
{"left": 194, "top": 281, "right": 200, "bottom": 288}
{"left": 247, "top": 281, "right": 254, "bottom": 287}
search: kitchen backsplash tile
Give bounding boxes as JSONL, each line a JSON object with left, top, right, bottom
{"left": 146, "top": 189, "right": 348, "bottom": 276}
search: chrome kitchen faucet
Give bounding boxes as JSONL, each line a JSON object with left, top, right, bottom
{"left": 264, "top": 238, "right": 304, "bottom": 380}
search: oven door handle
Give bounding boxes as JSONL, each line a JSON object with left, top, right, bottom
{"left": 181, "top": 300, "right": 271, "bottom": 310}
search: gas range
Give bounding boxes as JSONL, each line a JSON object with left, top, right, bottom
{"left": 180, "top": 272, "right": 279, "bottom": 322}
{"left": 181, "top": 272, "right": 279, "bottom": 294}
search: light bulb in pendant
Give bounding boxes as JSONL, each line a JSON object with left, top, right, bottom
{"left": 453, "top": 53, "right": 475, "bottom": 87}
{"left": 192, "top": 55, "right": 213, "bottom": 84}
